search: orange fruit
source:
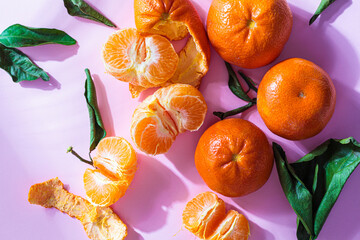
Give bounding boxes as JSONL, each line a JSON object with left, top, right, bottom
{"left": 83, "top": 168, "right": 128, "bottom": 207}
{"left": 93, "top": 137, "right": 137, "bottom": 182}
{"left": 102, "top": 28, "right": 179, "bottom": 97}
{"left": 183, "top": 191, "right": 250, "bottom": 240}
{"left": 28, "top": 178, "right": 128, "bottom": 240}
{"left": 134, "top": 0, "right": 211, "bottom": 88}
{"left": 83, "top": 137, "right": 137, "bottom": 207}
{"left": 131, "top": 83, "right": 207, "bottom": 155}
{"left": 195, "top": 118, "right": 273, "bottom": 197}
{"left": 257, "top": 58, "right": 336, "bottom": 140}
{"left": 207, "top": 0, "right": 292, "bottom": 68}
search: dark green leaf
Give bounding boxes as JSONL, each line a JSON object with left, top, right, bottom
{"left": 84, "top": 68, "right": 106, "bottom": 152}
{"left": 225, "top": 61, "right": 252, "bottom": 102}
{"left": 213, "top": 101, "right": 256, "bottom": 120}
{"left": 0, "top": 24, "right": 76, "bottom": 48}
{"left": 310, "top": 0, "right": 336, "bottom": 25}
{"left": 274, "top": 137, "right": 360, "bottom": 239}
{"left": 64, "top": 0, "right": 116, "bottom": 28}
{"left": 238, "top": 70, "right": 257, "bottom": 93}
{"left": 0, "top": 44, "right": 49, "bottom": 82}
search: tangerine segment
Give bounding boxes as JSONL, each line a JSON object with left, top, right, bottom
{"left": 155, "top": 83, "right": 207, "bottom": 132}
{"left": 102, "top": 28, "right": 179, "bottom": 95}
{"left": 131, "top": 95, "right": 177, "bottom": 155}
{"left": 28, "top": 178, "right": 127, "bottom": 240}
{"left": 257, "top": 58, "right": 336, "bottom": 140}
{"left": 195, "top": 119, "right": 273, "bottom": 197}
{"left": 183, "top": 192, "right": 250, "bottom": 240}
{"left": 93, "top": 137, "right": 137, "bottom": 182}
{"left": 134, "top": 0, "right": 211, "bottom": 89}
{"left": 209, "top": 210, "right": 250, "bottom": 240}
{"left": 182, "top": 192, "right": 226, "bottom": 239}
{"left": 83, "top": 169, "right": 128, "bottom": 207}
{"left": 130, "top": 84, "right": 207, "bottom": 155}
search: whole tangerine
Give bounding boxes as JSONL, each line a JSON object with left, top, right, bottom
{"left": 195, "top": 118, "right": 273, "bottom": 197}
{"left": 207, "top": 0, "right": 293, "bottom": 68}
{"left": 257, "top": 58, "right": 336, "bottom": 140}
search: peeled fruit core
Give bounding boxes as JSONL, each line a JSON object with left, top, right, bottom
{"left": 130, "top": 83, "right": 207, "bottom": 155}
{"left": 28, "top": 178, "right": 127, "bottom": 240}
{"left": 102, "top": 28, "right": 179, "bottom": 97}
{"left": 183, "top": 192, "right": 250, "bottom": 240}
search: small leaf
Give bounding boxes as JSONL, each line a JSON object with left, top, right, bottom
{"left": 213, "top": 101, "right": 256, "bottom": 120}
{"left": 84, "top": 68, "right": 106, "bottom": 152}
{"left": 274, "top": 137, "right": 360, "bottom": 239}
{"left": 238, "top": 70, "right": 257, "bottom": 93}
{"left": 0, "top": 24, "right": 76, "bottom": 48}
{"left": 225, "top": 61, "right": 252, "bottom": 102}
{"left": 63, "top": 0, "right": 117, "bottom": 28}
{"left": 0, "top": 44, "right": 49, "bottom": 82}
{"left": 310, "top": 0, "right": 336, "bottom": 25}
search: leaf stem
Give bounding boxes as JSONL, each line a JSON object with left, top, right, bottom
{"left": 213, "top": 100, "right": 257, "bottom": 120}
{"left": 67, "top": 146, "right": 93, "bottom": 166}
{"left": 238, "top": 70, "right": 258, "bottom": 93}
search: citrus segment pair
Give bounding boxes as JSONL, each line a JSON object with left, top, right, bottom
{"left": 195, "top": 118, "right": 273, "bottom": 197}
{"left": 28, "top": 178, "right": 127, "bottom": 240}
{"left": 102, "top": 28, "right": 179, "bottom": 97}
{"left": 183, "top": 192, "right": 250, "bottom": 240}
{"left": 257, "top": 58, "right": 336, "bottom": 140}
{"left": 131, "top": 83, "right": 207, "bottom": 155}
{"left": 207, "top": 0, "right": 292, "bottom": 68}
{"left": 83, "top": 137, "right": 137, "bottom": 207}
{"left": 134, "top": 0, "right": 211, "bottom": 88}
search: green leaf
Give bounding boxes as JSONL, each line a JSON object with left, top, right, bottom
{"left": 274, "top": 137, "right": 360, "bottom": 240}
{"left": 310, "top": 0, "right": 336, "bottom": 25}
{"left": 84, "top": 68, "right": 106, "bottom": 152}
{"left": 225, "top": 61, "right": 252, "bottom": 102}
{"left": 0, "top": 44, "right": 49, "bottom": 82}
{"left": 213, "top": 101, "right": 256, "bottom": 120}
{"left": 63, "top": 0, "right": 117, "bottom": 28}
{"left": 0, "top": 24, "right": 76, "bottom": 48}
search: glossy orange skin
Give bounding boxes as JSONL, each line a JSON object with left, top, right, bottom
{"left": 195, "top": 119, "right": 273, "bottom": 197}
{"left": 207, "top": 0, "right": 292, "bottom": 68}
{"left": 257, "top": 58, "right": 336, "bottom": 140}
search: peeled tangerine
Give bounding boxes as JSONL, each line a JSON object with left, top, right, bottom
{"left": 28, "top": 178, "right": 127, "bottom": 240}
{"left": 131, "top": 83, "right": 207, "bottom": 155}
{"left": 84, "top": 137, "right": 137, "bottom": 207}
{"left": 183, "top": 192, "right": 250, "bottom": 240}
{"left": 102, "top": 28, "right": 179, "bottom": 97}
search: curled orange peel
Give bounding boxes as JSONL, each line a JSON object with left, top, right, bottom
{"left": 28, "top": 178, "right": 127, "bottom": 240}
{"left": 134, "top": 0, "right": 211, "bottom": 94}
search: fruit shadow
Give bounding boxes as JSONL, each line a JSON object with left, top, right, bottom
{"left": 112, "top": 153, "right": 188, "bottom": 233}
{"left": 232, "top": 164, "right": 296, "bottom": 226}
{"left": 225, "top": 201, "right": 276, "bottom": 240}
{"left": 92, "top": 74, "right": 115, "bottom": 137}
{"left": 163, "top": 130, "right": 205, "bottom": 184}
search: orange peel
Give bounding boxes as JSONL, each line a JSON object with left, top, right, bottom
{"left": 28, "top": 177, "right": 127, "bottom": 240}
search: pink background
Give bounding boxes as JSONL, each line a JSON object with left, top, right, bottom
{"left": 1, "top": 0, "right": 360, "bottom": 239}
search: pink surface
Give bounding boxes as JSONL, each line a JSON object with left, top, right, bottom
{"left": 1, "top": 0, "right": 360, "bottom": 239}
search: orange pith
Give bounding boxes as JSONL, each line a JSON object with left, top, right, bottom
{"left": 134, "top": 0, "right": 211, "bottom": 89}
{"left": 102, "top": 28, "right": 179, "bottom": 97}
{"left": 83, "top": 137, "right": 137, "bottom": 207}
{"left": 130, "top": 83, "right": 207, "bottom": 155}
{"left": 207, "top": 0, "right": 293, "bottom": 68}
{"left": 257, "top": 58, "right": 336, "bottom": 140}
{"left": 195, "top": 118, "right": 273, "bottom": 197}
{"left": 183, "top": 192, "right": 250, "bottom": 240}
